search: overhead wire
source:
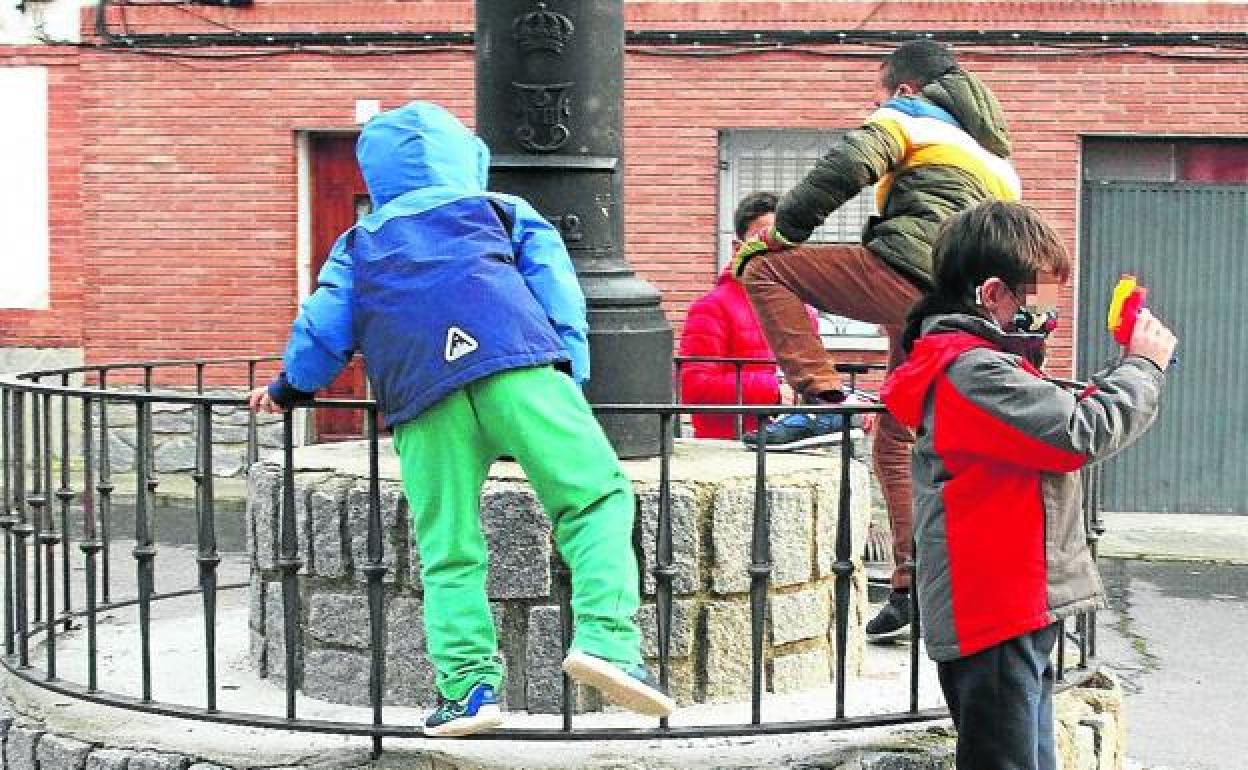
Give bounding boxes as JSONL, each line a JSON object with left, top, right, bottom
{"left": 55, "top": 1, "right": 1248, "bottom": 64}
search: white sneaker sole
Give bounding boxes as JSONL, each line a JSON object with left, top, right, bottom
{"left": 746, "top": 428, "right": 866, "bottom": 452}
{"left": 561, "top": 650, "right": 675, "bottom": 718}
{"left": 422, "top": 703, "right": 504, "bottom": 737}
{"left": 866, "top": 625, "right": 911, "bottom": 645}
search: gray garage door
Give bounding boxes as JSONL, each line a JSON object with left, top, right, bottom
{"left": 1078, "top": 182, "right": 1248, "bottom": 514}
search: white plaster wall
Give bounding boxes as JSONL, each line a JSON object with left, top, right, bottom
{"left": 0, "top": 66, "right": 50, "bottom": 310}
{"left": 0, "top": 0, "right": 85, "bottom": 45}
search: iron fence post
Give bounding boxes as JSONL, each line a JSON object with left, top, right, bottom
{"left": 29, "top": 386, "right": 44, "bottom": 624}
{"left": 98, "top": 371, "right": 113, "bottom": 605}
{"left": 58, "top": 375, "right": 74, "bottom": 630}
{"left": 908, "top": 544, "right": 921, "bottom": 714}
{"left": 1056, "top": 617, "right": 1067, "bottom": 682}
{"left": 748, "top": 413, "right": 772, "bottom": 725}
{"left": 555, "top": 551, "right": 574, "bottom": 732}
{"left": 363, "top": 407, "right": 388, "bottom": 758}
{"left": 278, "top": 411, "right": 303, "bottom": 719}
{"left": 143, "top": 367, "right": 159, "bottom": 499}
{"left": 734, "top": 364, "right": 744, "bottom": 439}
{"left": 197, "top": 403, "right": 222, "bottom": 712}
{"left": 80, "top": 394, "right": 102, "bottom": 692}
{"left": 134, "top": 401, "right": 157, "bottom": 701}
{"left": 12, "top": 391, "right": 32, "bottom": 669}
{"left": 39, "top": 391, "right": 60, "bottom": 680}
{"left": 654, "top": 412, "right": 676, "bottom": 729}
{"left": 247, "top": 361, "right": 259, "bottom": 467}
{"left": 1, "top": 387, "right": 16, "bottom": 658}
{"left": 831, "top": 407, "right": 856, "bottom": 719}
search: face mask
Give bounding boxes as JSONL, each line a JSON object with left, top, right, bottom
{"left": 1011, "top": 305, "right": 1059, "bottom": 336}
{"left": 1004, "top": 306, "right": 1057, "bottom": 368}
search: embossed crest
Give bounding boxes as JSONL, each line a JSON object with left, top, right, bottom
{"left": 512, "top": 82, "right": 572, "bottom": 153}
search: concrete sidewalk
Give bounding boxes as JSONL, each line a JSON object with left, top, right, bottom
{"left": 1099, "top": 512, "right": 1248, "bottom": 565}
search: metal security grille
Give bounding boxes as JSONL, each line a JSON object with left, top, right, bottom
{"left": 1078, "top": 182, "right": 1248, "bottom": 514}
{"left": 718, "top": 130, "right": 881, "bottom": 341}
{"left": 718, "top": 129, "right": 876, "bottom": 266}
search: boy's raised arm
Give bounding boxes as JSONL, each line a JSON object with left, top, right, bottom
{"left": 938, "top": 350, "right": 1164, "bottom": 472}
{"left": 267, "top": 232, "right": 359, "bottom": 407}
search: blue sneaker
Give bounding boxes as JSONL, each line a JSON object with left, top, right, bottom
{"left": 561, "top": 650, "right": 675, "bottom": 717}
{"left": 742, "top": 412, "right": 858, "bottom": 451}
{"left": 423, "top": 682, "right": 504, "bottom": 737}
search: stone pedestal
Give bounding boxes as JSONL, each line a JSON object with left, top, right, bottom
{"left": 245, "top": 439, "right": 871, "bottom": 713}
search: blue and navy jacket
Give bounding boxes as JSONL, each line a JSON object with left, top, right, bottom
{"left": 270, "top": 101, "right": 589, "bottom": 427}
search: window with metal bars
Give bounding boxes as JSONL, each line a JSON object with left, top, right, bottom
{"left": 718, "top": 129, "right": 883, "bottom": 342}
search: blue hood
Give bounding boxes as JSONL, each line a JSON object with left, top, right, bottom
{"left": 355, "top": 101, "right": 490, "bottom": 207}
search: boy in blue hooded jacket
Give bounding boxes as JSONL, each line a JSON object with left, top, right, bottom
{"left": 249, "top": 101, "right": 674, "bottom": 736}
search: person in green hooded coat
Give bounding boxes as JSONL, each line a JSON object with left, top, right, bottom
{"left": 732, "top": 40, "right": 1021, "bottom": 643}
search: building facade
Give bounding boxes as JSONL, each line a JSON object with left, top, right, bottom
{"left": 3, "top": 1, "right": 1245, "bottom": 511}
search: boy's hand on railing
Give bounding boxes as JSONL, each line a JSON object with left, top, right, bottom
{"left": 248, "top": 386, "right": 285, "bottom": 414}
{"left": 778, "top": 382, "right": 798, "bottom": 405}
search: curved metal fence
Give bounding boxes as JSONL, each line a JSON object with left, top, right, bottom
{"left": 0, "top": 357, "right": 1105, "bottom": 757}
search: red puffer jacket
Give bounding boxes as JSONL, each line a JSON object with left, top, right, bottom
{"left": 678, "top": 267, "right": 815, "bottom": 438}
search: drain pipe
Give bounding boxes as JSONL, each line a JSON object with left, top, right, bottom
{"left": 94, "top": 0, "right": 120, "bottom": 46}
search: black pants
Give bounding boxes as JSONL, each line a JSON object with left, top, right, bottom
{"left": 937, "top": 624, "right": 1059, "bottom": 770}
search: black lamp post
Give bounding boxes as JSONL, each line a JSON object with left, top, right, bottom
{"left": 475, "top": 0, "right": 673, "bottom": 459}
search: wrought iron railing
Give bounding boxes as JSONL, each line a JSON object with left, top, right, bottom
{"left": 0, "top": 357, "right": 1104, "bottom": 758}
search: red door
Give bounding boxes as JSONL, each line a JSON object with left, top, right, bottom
{"left": 309, "top": 134, "right": 369, "bottom": 442}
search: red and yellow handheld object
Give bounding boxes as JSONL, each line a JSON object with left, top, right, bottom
{"left": 1107, "top": 274, "right": 1148, "bottom": 346}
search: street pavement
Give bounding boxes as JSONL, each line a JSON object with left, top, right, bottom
{"left": 1098, "top": 513, "right": 1248, "bottom": 770}
{"left": 1097, "top": 558, "right": 1248, "bottom": 770}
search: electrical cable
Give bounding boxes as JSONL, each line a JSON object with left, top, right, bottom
{"left": 73, "top": 3, "right": 1248, "bottom": 62}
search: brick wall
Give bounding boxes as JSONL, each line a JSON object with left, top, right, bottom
{"left": 6, "top": 1, "right": 1248, "bottom": 380}
{"left": 78, "top": 46, "right": 474, "bottom": 376}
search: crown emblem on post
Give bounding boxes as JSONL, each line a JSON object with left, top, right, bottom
{"left": 513, "top": 3, "right": 575, "bottom": 54}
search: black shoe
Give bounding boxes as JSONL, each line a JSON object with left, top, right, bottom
{"left": 866, "top": 590, "right": 912, "bottom": 643}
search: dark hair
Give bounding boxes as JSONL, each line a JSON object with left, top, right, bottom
{"left": 733, "top": 191, "right": 778, "bottom": 240}
{"left": 882, "top": 40, "right": 958, "bottom": 90}
{"left": 902, "top": 201, "right": 1072, "bottom": 350}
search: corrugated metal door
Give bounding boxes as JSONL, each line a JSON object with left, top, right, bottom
{"left": 1078, "top": 182, "right": 1248, "bottom": 514}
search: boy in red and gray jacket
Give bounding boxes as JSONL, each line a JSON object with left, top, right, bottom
{"left": 881, "top": 202, "right": 1176, "bottom": 770}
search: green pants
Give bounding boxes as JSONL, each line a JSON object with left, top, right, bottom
{"left": 392, "top": 365, "right": 643, "bottom": 701}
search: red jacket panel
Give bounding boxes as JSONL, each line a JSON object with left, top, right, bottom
{"left": 678, "top": 267, "right": 815, "bottom": 439}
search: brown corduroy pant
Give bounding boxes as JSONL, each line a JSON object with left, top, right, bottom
{"left": 742, "top": 243, "right": 923, "bottom": 589}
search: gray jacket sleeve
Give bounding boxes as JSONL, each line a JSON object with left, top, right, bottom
{"left": 942, "top": 351, "right": 1165, "bottom": 471}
